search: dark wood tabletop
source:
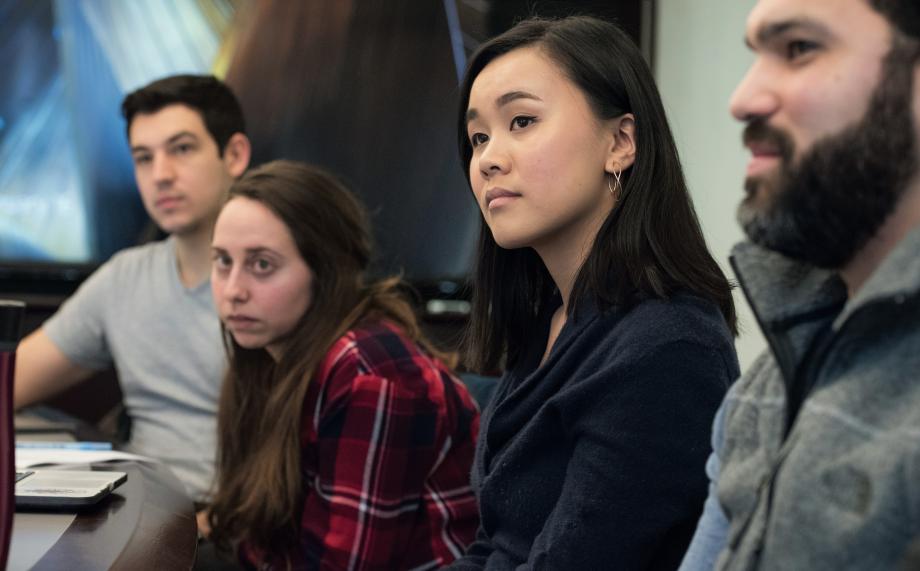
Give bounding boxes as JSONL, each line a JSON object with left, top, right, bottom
{"left": 11, "top": 461, "right": 197, "bottom": 570}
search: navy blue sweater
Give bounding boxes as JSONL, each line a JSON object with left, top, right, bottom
{"left": 448, "top": 294, "right": 739, "bottom": 570}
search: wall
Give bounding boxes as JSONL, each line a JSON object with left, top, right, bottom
{"left": 655, "top": 0, "right": 765, "bottom": 370}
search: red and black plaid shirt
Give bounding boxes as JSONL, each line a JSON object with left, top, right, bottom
{"left": 241, "top": 320, "right": 480, "bottom": 570}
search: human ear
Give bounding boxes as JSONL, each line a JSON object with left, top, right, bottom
{"left": 222, "top": 133, "right": 252, "bottom": 178}
{"left": 605, "top": 113, "right": 636, "bottom": 174}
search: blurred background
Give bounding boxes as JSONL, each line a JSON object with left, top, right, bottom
{"left": 0, "top": 0, "right": 765, "bottom": 368}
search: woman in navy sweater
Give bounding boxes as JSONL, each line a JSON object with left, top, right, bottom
{"left": 450, "top": 16, "right": 740, "bottom": 570}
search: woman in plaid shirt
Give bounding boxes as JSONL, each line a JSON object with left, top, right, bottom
{"left": 206, "top": 160, "right": 480, "bottom": 569}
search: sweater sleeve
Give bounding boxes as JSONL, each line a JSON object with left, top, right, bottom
{"left": 522, "top": 340, "right": 729, "bottom": 570}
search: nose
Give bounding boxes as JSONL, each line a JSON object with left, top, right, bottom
{"left": 729, "top": 59, "right": 780, "bottom": 123}
{"left": 475, "top": 136, "right": 511, "bottom": 181}
{"left": 222, "top": 267, "right": 249, "bottom": 305}
{"left": 151, "top": 152, "right": 176, "bottom": 189}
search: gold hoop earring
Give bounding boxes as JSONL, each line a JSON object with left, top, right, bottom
{"left": 607, "top": 168, "right": 623, "bottom": 196}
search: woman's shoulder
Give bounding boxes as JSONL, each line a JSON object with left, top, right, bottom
{"left": 338, "top": 319, "right": 425, "bottom": 363}
{"left": 611, "top": 292, "right": 734, "bottom": 353}
{"left": 564, "top": 292, "right": 737, "bottom": 381}
{"left": 563, "top": 294, "right": 739, "bottom": 397}
{"left": 313, "top": 319, "right": 477, "bottom": 422}
{"left": 317, "top": 319, "right": 450, "bottom": 385}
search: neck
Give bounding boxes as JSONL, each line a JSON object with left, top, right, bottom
{"left": 173, "top": 224, "right": 215, "bottom": 289}
{"left": 840, "top": 181, "right": 920, "bottom": 296}
{"left": 534, "top": 200, "right": 612, "bottom": 314}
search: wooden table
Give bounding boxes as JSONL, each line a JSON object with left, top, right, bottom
{"left": 8, "top": 461, "right": 197, "bottom": 570}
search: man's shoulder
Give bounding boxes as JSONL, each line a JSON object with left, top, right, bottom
{"left": 723, "top": 351, "right": 783, "bottom": 407}
{"left": 87, "top": 239, "right": 173, "bottom": 285}
{"left": 104, "top": 239, "right": 172, "bottom": 269}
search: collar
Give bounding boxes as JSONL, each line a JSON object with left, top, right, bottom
{"left": 729, "top": 242, "right": 846, "bottom": 333}
{"left": 730, "top": 225, "right": 920, "bottom": 382}
{"left": 836, "top": 224, "right": 920, "bottom": 326}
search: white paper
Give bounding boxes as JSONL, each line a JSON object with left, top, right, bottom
{"left": 15, "top": 448, "right": 160, "bottom": 470}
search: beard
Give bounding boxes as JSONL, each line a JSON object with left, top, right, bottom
{"left": 737, "top": 42, "right": 920, "bottom": 269}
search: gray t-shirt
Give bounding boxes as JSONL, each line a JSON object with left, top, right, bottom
{"left": 44, "top": 237, "right": 224, "bottom": 502}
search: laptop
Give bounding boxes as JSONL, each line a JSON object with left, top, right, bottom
{"left": 0, "top": 299, "right": 126, "bottom": 512}
{"left": 14, "top": 468, "right": 127, "bottom": 509}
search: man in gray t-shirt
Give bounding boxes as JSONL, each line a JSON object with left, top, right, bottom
{"left": 13, "top": 75, "right": 251, "bottom": 503}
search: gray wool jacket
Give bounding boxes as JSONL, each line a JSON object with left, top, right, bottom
{"left": 713, "top": 226, "right": 920, "bottom": 570}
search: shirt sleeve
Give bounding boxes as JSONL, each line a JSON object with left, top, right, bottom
{"left": 300, "top": 371, "right": 450, "bottom": 570}
{"left": 521, "top": 340, "right": 731, "bottom": 570}
{"left": 678, "top": 396, "right": 731, "bottom": 571}
{"left": 42, "top": 260, "right": 115, "bottom": 370}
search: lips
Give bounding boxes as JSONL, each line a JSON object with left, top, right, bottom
{"left": 225, "top": 315, "right": 260, "bottom": 330}
{"left": 747, "top": 142, "right": 780, "bottom": 158}
{"left": 744, "top": 142, "right": 783, "bottom": 177}
{"left": 155, "top": 196, "right": 184, "bottom": 210}
{"left": 741, "top": 120, "right": 793, "bottom": 178}
{"left": 484, "top": 188, "right": 522, "bottom": 209}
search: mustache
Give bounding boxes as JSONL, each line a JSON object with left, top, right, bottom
{"left": 742, "top": 119, "right": 795, "bottom": 163}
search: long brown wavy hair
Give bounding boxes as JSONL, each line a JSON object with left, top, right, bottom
{"left": 207, "top": 160, "right": 441, "bottom": 562}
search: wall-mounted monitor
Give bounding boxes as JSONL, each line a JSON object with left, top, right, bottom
{"left": 0, "top": 0, "right": 480, "bottom": 297}
{"left": 0, "top": 0, "right": 653, "bottom": 301}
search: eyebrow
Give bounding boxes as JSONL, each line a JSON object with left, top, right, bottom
{"left": 465, "top": 90, "right": 544, "bottom": 124}
{"left": 211, "top": 246, "right": 284, "bottom": 261}
{"left": 212, "top": 246, "right": 280, "bottom": 256}
{"left": 745, "top": 18, "right": 831, "bottom": 49}
{"left": 243, "top": 247, "right": 279, "bottom": 257}
{"left": 130, "top": 130, "right": 198, "bottom": 153}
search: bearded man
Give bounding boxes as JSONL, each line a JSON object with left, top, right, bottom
{"left": 679, "top": 0, "right": 920, "bottom": 569}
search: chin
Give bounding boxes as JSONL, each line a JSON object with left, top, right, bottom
{"left": 742, "top": 177, "right": 780, "bottom": 210}
{"left": 489, "top": 227, "right": 534, "bottom": 250}
{"left": 155, "top": 216, "right": 204, "bottom": 237}
{"left": 149, "top": 221, "right": 182, "bottom": 236}
{"left": 229, "top": 334, "right": 268, "bottom": 351}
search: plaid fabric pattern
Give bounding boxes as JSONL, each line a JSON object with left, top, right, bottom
{"left": 242, "top": 320, "right": 480, "bottom": 570}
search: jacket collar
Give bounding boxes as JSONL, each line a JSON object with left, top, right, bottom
{"left": 730, "top": 225, "right": 920, "bottom": 382}
{"left": 836, "top": 225, "right": 920, "bottom": 326}
{"left": 730, "top": 243, "right": 845, "bottom": 331}
{"left": 730, "top": 244, "right": 845, "bottom": 384}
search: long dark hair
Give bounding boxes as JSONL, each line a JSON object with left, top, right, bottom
{"left": 208, "top": 160, "right": 440, "bottom": 561}
{"left": 869, "top": 0, "right": 920, "bottom": 39}
{"left": 458, "top": 16, "right": 737, "bottom": 372}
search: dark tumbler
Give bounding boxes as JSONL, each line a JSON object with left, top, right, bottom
{"left": 0, "top": 300, "right": 25, "bottom": 569}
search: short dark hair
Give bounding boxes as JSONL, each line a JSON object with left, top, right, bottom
{"left": 869, "top": 0, "right": 920, "bottom": 40}
{"left": 458, "top": 16, "right": 737, "bottom": 372}
{"left": 121, "top": 74, "right": 246, "bottom": 155}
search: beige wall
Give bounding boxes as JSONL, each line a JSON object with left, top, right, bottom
{"left": 655, "top": 0, "right": 765, "bottom": 370}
